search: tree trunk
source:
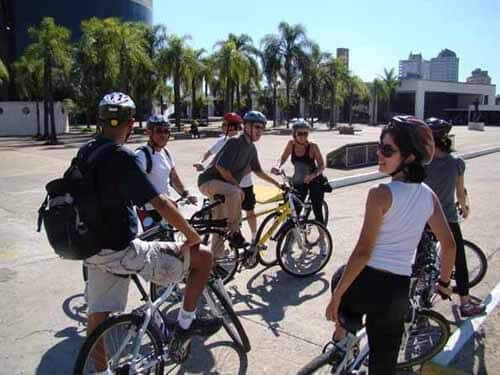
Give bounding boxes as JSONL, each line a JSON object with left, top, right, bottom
{"left": 329, "top": 95, "right": 334, "bottom": 129}
{"left": 273, "top": 84, "right": 277, "bottom": 127}
{"left": 224, "top": 78, "right": 231, "bottom": 113}
{"left": 332, "top": 84, "right": 337, "bottom": 128}
{"left": 48, "top": 64, "right": 57, "bottom": 144}
{"left": 43, "top": 59, "right": 49, "bottom": 139}
{"left": 191, "top": 76, "right": 196, "bottom": 120}
{"left": 36, "top": 101, "right": 41, "bottom": 137}
{"left": 160, "top": 95, "right": 165, "bottom": 114}
{"left": 236, "top": 79, "right": 241, "bottom": 112}
{"left": 174, "top": 72, "right": 181, "bottom": 131}
{"left": 285, "top": 82, "right": 290, "bottom": 128}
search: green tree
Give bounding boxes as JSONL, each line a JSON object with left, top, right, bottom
{"left": 380, "top": 67, "right": 399, "bottom": 120}
{"left": 368, "top": 78, "right": 383, "bottom": 125}
{"left": 297, "top": 43, "right": 330, "bottom": 127}
{"left": 158, "top": 34, "right": 193, "bottom": 130}
{"left": 214, "top": 33, "right": 259, "bottom": 112}
{"left": 186, "top": 48, "right": 206, "bottom": 119}
{"left": 320, "top": 57, "right": 348, "bottom": 128}
{"left": 345, "top": 73, "right": 368, "bottom": 126}
{"left": 0, "top": 58, "right": 9, "bottom": 85}
{"left": 25, "top": 17, "right": 72, "bottom": 144}
{"left": 260, "top": 36, "right": 282, "bottom": 126}
{"left": 13, "top": 55, "right": 43, "bottom": 137}
{"left": 264, "top": 22, "right": 310, "bottom": 125}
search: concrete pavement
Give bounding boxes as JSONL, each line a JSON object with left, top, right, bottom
{"left": 0, "top": 124, "right": 499, "bottom": 374}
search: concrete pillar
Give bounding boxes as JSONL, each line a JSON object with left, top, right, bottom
{"left": 368, "top": 97, "right": 378, "bottom": 125}
{"left": 415, "top": 89, "right": 425, "bottom": 119}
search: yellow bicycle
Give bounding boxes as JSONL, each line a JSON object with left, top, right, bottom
{"left": 221, "top": 171, "right": 333, "bottom": 281}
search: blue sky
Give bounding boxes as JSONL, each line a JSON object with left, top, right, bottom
{"left": 154, "top": 0, "right": 499, "bottom": 86}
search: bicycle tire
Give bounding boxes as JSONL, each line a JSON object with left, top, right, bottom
{"left": 451, "top": 239, "right": 487, "bottom": 292}
{"left": 277, "top": 219, "right": 333, "bottom": 277}
{"left": 296, "top": 346, "right": 340, "bottom": 375}
{"left": 207, "top": 281, "right": 251, "bottom": 353}
{"left": 82, "top": 264, "right": 88, "bottom": 282}
{"left": 255, "top": 212, "right": 281, "bottom": 267}
{"left": 74, "top": 313, "right": 164, "bottom": 375}
{"left": 304, "top": 200, "right": 329, "bottom": 226}
{"left": 396, "top": 309, "right": 450, "bottom": 369}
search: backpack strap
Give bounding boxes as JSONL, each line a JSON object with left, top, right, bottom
{"left": 163, "top": 148, "right": 172, "bottom": 163}
{"left": 136, "top": 145, "right": 152, "bottom": 174}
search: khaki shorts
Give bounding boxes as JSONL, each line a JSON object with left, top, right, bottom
{"left": 85, "top": 238, "right": 188, "bottom": 314}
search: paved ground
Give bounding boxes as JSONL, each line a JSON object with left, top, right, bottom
{"left": 0, "top": 123, "right": 499, "bottom": 374}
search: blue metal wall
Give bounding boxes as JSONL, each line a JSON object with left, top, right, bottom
{"left": 12, "top": 0, "right": 153, "bottom": 57}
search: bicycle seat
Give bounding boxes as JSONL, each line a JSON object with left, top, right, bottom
{"left": 339, "top": 313, "right": 363, "bottom": 334}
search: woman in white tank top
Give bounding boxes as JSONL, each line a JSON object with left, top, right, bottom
{"left": 324, "top": 116, "right": 456, "bottom": 374}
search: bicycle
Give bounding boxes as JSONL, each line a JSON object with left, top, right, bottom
{"left": 297, "top": 261, "right": 451, "bottom": 374}
{"left": 74, "top": 265, "right": 250, "bottom": 374}
{"left": 253, "top": 191, "right": 329, "bottom": 267}
{"left": 212, "top": 170, "right": 333, "bottom": 281}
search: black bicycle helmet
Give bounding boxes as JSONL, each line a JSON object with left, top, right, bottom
{"left": 425, "top": 117, "right": 452, "bottom": 136}
{"left": 98, "top": 92, "right": 136, "bottom": 127}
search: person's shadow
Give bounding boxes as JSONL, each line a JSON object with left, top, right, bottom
{"left": 35, "top": 293, "right": 87, "bottom": 374}
{"left": 229, "top": 266, "right": 329, "bottom": 336}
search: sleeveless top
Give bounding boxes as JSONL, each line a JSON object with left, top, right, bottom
{"left": 367, "top": 181, "right": 434, "bottom": 276}
{"left": 291, "top": 143, "right": 316, "bottom": 185}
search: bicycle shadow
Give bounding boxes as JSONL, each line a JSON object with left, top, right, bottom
{"left": 35, "top": 326, "right": 85, "bottom": 375}
{"left": 35, "top": 293, "right": 87, "bottom": 375}
{"left": 165, "top": 338, "right": 248, "bottom": 375}
{"left": 229, "top": 266, "right": 329, "bottom": 336}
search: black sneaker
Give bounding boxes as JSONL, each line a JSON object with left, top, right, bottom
{"left": 228, "top": 231, "right": 248, "bottom": 249}
{"left": 168, "top": 317, "right": 223, "bottom": 363}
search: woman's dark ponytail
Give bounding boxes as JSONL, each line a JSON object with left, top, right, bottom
{"left": 435, "top": 135, "right": 452, "bottom": 153}
{"left": 403, "top": 161, "right": 427, "bottom": 182}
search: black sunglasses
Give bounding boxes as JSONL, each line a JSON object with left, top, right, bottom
{"left": 153, "top": 126, "right": 170, "bottom": 134}
{"left": 378, "top": 143, "right": 399, "bottom": 158}
{"left": 296, "top": 131, "right": 309, "bottom": 137}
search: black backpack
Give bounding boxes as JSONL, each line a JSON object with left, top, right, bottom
{"left": 37, "top": 141, "right": 119, "bottom": 260}
{"left": 136, "top": 145, "right": 172, "bottom": 174}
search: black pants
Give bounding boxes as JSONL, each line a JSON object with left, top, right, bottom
{"left": 449, "top": 221, "right": 469, "bottom": 296}
{"left": 339, "top": 266, "right": 410, "bottom": 375}
{"left": 294, "top": 179, "right": 325, "bottom": 223}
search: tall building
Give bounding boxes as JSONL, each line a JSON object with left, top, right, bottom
{"left": 0, "top": 0, "right": 153, "bottom": 99}
{"left": 430, "top": 49, "right": 459, "bottom": 82}
{"left": 399, "top": 52, "right": 430, "bottom": 79}
{"left": 466, "top": 68, "right": 492, "bottom": 85}
{"left": 336, "top": 48, "right": 349, "bottom": 69}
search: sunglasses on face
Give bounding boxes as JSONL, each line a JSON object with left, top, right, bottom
{"left": 252, "top": 124, "right": 264, "bottom": 131}
{"left": 296, "top": 131, "right": 309, "bottom": 137}
{"left": 378, "top": 143, "right": 400, "bottom": 158}
{"left": 153, "top": 127, "right": 170, "bottom": 134}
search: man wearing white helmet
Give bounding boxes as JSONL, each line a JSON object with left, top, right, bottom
{"left": 135, "top": 114, "right": 197, "bottom": 230}
{"left": 83, "top": 92, "right": 222, "bottom": 371}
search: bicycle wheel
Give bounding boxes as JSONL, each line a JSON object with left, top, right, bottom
{"left": 396, "top": 309, "right": 450, "bottom": 369}
{"left": 297, "top": 346, "right": 341, "bottom": 375}
{"left": 277, "top": 219, "right": 333, "bottom": 277}
{"left": 255, "top": 212, "right": 281, "bottom": 266}
{"left": 207, "top": 281, "right": 251, "bottom": 353}
{"left": 74, "top": 314, "right": 164, "bottom": 375}
{"left": 451, "top": 239, "right": 487, "bottom": 292}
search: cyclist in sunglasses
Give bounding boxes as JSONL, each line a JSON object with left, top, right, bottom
{"left": 198, "top": 110, "right": 282, "bottom": 258}
{"left": 273, "top": 119, "right": 327, "bottom": 223}
{"left": 135, "top": 114, "right": 197, "bottom": 230}
{"left": 325, "top": 115, "right": 456, "bottom": 374}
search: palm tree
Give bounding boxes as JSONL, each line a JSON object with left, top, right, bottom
{"left": 298, "top": 43, "right": 330, "bottom": 127}
{"left": 380, "top": 67, "right": 399, "bottom": 120}
{"left": 260, "top": 37, "right": 282, "bottom": 126}
{"left": 214, "top": 33, "right": 259, "bottom": 112}
{"left": 25, "top": 17, "right": 72, "bottom": 144}
{"left": 344, "top": 73, "right": 368, "bottom": 126}
{"left": 0, "top": 58, "right": 9, "bottom": 85}
{"left": 186, "top": 48, "right": 206, "bottom": 119}
{"left": 13, "top": 55, "right": 43, "bottom": 137}
{"left": 320, "top": 57, "right": 348, "bottom": 128}
{"left": 158, "top": 34, "right": 193, "bottom": 130}
{"left": 369, "top": 78, "right": 383, "bottom": 125}
{"left": 264, "top": 22, "right": 310, "bottom": 125}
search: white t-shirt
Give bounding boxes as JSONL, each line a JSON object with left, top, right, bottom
{"left": 209, "top": 136, "right": 253, "bottom": 188}
{"left": 136, "top": 145, "right": 175, "bottom": 209}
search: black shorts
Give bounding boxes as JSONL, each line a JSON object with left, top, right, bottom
{"left": 241, "top": 185, "right": 256, "bottom": 211}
